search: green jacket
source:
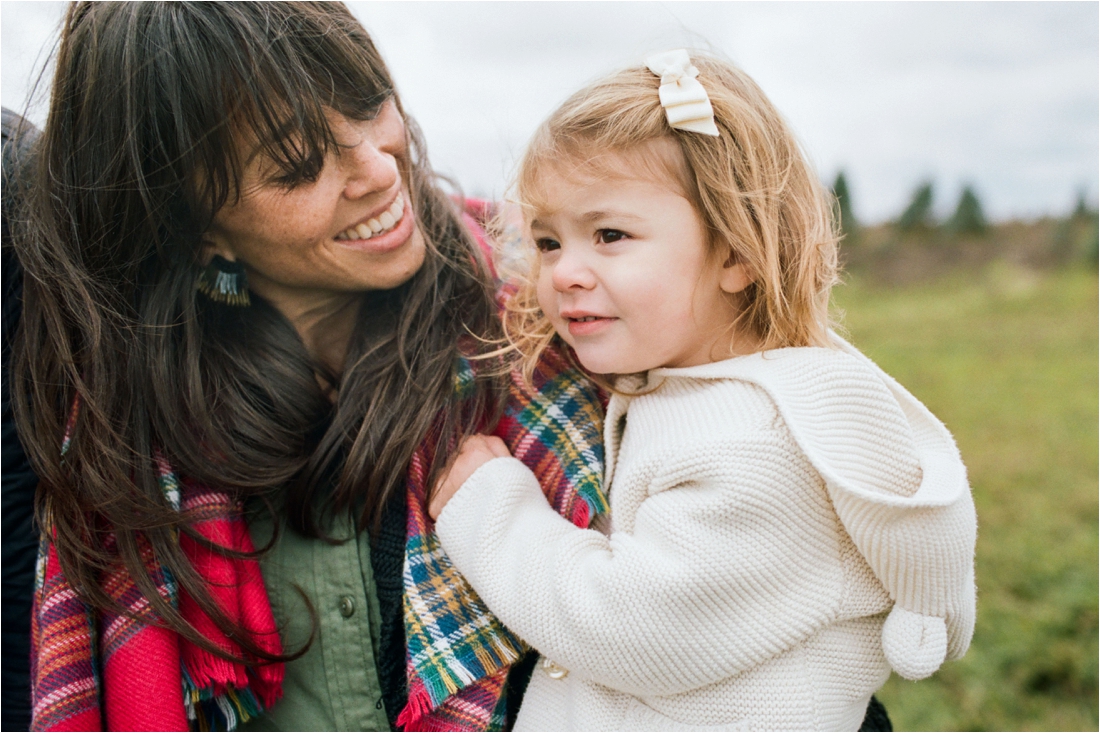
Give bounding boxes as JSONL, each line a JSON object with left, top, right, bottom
{"left": 240, "top": 510, "right": 392, "bottom": 731}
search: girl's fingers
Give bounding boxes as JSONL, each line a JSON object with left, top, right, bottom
{"left": 429, "top": 435, "right": 514, "bottom": 519}
{"left": 485, "top": 436, "right": 511, "bottom": 457}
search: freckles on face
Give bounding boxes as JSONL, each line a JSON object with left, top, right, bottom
{"left": 206, "top": 102, "right": 428, "bottom": 305}
{"left": 532, "top": 160, "right": 739, "bottom": 375}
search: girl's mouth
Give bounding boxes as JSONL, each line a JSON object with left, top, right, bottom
{"left": 335, "top": 193, "right": 405, "bottom": 242}
{"left": 566, "top": 315, "right": 616, "bottom": 336}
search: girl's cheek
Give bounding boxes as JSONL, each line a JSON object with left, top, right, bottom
{"left": 535, "top": 278, "right": 568, "bottom": 337}
{"left": 535, "top": 271, "right": 554, "bottom": 310}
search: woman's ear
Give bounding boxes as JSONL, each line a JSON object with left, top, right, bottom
{"left": 719, "top": 261, "right": 753, "bottom": 295}
{"left": 199, "top": 232, "right": 238, "bottom": 266}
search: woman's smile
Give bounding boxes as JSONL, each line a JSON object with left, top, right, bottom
{"left": 334, "top": 190, "right": 416, "bottom": 254}
{"left": 335, "top": 191, "right": 407, "bottom": 243}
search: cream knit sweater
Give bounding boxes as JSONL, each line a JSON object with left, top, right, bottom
{"left": 436, "top": 337, "right": 977, "bottom": 731}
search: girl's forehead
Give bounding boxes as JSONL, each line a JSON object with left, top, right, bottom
{"left": 524, "top": 140, "right": 691, "bottom": 215}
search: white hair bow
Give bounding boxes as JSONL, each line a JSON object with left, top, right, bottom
{"left": 645, "top": 49, "right": 719, "bottom": 137}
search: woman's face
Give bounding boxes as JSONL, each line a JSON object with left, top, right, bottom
{"left": 205, "top": 100, "right": 427, "bottom": 310}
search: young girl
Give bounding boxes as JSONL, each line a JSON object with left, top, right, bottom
{"left": 428, "top": 50, "right": 977, "bottom": 731}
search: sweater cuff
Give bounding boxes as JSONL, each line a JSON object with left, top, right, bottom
{"left": 435, "top": 456, "right": 545, "bottom": 569}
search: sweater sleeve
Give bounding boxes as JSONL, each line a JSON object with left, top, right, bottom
{"left": 434, "top": 439, "right": 845, "bottom": 698}
{"left": 731, "top": 341, "right": 978, "bottom": 679}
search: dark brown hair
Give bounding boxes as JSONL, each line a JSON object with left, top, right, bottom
{"left": 12, "top": 1, "right": 502, "bottom": 660}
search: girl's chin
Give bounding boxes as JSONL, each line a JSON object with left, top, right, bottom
{"left": 571, "top": 349, "right": 633, "bottom": 377}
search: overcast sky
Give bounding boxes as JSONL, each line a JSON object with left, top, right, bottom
{"left": 3, "top": 1, "right": 1097, "bottom": 223}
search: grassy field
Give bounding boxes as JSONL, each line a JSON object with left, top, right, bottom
{"left": 834, "top": 264, "right": 1098, "bottom": 731}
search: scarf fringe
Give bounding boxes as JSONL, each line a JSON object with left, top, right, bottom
{"left": 31, "top": 453, "right": 284, "bottom": 732}
{"left": 395, "top": 681, "right": 434, "bottom": 731}
{"left": 183, "top": 668, "right": 263, "bottom": 732}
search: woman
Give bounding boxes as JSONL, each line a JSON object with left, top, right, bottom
{"left": 15, "top": 4, "right": 891, "bottom": 731}
{"left": 16, "top": 3, "right": 615, "bottom": 731}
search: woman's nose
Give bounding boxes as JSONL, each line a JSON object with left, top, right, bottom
{"left": 341, "top": 108, "right": 406, "bottom": 200}
{"left": 341, "top": 137, "right": 398, "bottom": 200}
{"left": 550, "top": 246, "right": 597, "bottom": 292}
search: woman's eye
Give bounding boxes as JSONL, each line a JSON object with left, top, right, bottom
{"left": 272, "top": 151, "right": 324, "bottom": 187}
{"left": 598, "top": 229, "right": 627, "bottom": 244}
{"left": 535, "top": 237, "right": 561, "bottom": 253}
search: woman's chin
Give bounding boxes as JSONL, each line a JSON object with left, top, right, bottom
{"left": 334, "top": 222, "right": 428, "bottom": 292}
{"left": 369, "top": 233, "right": 427, "bottom": 291}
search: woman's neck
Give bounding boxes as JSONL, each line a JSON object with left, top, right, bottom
{"left": 251, "top": 281, "right": 360, "bottom": 378}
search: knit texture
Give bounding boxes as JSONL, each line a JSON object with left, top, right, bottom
{"left": 371, "top": 487, "right": 410, "bottom": 728}
{"left": 436, "top": 336, "right": 977, "bottom": 731}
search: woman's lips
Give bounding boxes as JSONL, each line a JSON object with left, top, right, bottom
{"left": 334, "top": 192, "right": 415, "bottom": 253}
{"left": 566, "top": 315, "right": 617, "bottom": 337}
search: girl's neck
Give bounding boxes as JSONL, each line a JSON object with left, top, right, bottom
{"left": 655, "top": 323, "right": 763, "bottom": 371}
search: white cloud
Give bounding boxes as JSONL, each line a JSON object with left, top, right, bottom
{"left": 3, "top": 1, "right": 1095, "bottom": 221}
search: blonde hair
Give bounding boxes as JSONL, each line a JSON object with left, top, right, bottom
{"left": 502, "top": 52, "right": 840, "bottom": 381}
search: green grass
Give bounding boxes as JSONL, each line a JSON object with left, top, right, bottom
{"left": 834, "top": 264, "right": 1099, "bottom": 731}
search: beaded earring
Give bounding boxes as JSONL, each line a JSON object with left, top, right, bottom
{"left": 196, "top": 255, "right": 251, "bottom": 307}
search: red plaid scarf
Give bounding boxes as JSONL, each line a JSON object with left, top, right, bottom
{"left": 395, "top": 203, "right": 610, "bottom": 731}
{"left": 31, "top": 448, "right": 283, "bottom": 731}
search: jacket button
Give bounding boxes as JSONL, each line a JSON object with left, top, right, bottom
{"left": 541, "top": 657, "right": 569, "bottom": 680}
{"left": 339, "top": 596, "right": 356, "bottom": 618}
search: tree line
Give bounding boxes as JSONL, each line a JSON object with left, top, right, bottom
{"left": 831, "top": 172, "right": 1099, "bottom": 266}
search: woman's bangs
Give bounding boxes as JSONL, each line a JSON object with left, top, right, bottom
{"left": 226, "top": 7, "right": 396, "bottom": 187}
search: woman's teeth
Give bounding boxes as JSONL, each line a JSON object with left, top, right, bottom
{"left": 335, "top": 193, "right": 405, "bottom": 241}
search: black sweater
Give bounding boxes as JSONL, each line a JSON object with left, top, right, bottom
{"left": 2, "top": 107, "right": 40, "bottom": 732}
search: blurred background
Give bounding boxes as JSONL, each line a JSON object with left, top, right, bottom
{"left": 3, "top": 2, "right": 1097, "bottom": 730}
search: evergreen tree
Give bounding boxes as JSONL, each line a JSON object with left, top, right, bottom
{"left": 1072, "top": 189, "right": 1095, "bottom": 220}
{"left": 1066, "top": 189, "right": 1099, "bottom": 263}
{"left": 948, "top": 185, "right": 987, "bottom": 235}
{"left": 832, "top": 171, "right": 859, "bottom": 238}
{"left": 897, "top": 182, "right": 935, "bottom": 231}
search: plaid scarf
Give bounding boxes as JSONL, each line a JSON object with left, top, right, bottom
{"left": 29, "top": 346, "right": 605, "bottom": 732}
{"left": 30, "top": 412, "right": 284, "bottom": 731}
{"left": 397, "top": 346, "right": 609, "bottom": 731}
{"left": 31, "top": 204, "right": 605, "bottom": 732}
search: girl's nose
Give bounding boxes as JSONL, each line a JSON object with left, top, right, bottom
{"left": 550, "top": 246, "right": 597, "bottom": 292}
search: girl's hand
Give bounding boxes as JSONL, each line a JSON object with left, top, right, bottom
{"left": 429, "top": 435, "right": 512, "bottom": 520}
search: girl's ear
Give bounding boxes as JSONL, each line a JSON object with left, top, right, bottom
{"left": 719, "top": 261, "right": 754, "bottom": 295}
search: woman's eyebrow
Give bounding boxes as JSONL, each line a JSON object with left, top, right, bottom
{"left": 240, "top": 115, "right": 315, "bottom": 169}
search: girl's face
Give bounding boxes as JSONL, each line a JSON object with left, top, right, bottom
{"left": 531, "top": 144, "right": 753, "bottom": 375}
{"left": 205, "top": 100, "right": 426, "bottom": 312}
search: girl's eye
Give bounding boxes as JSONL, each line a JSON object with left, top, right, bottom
{"left": 535, "top": 237, "right": 561, "bottom": 253}
{"left": 598, "top": 229, "right": 628, "bottom": 244}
